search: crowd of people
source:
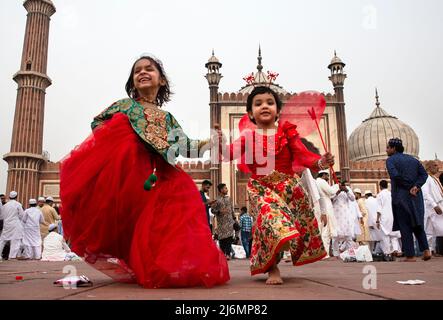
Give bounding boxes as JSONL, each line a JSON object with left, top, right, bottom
{"left": 0, "top": 192, "right": 77, "bottom": 262}
{"left": 199, "top": 157, "right": 443, "bottom": 265}
{"left": 1, "top": 53, "right": 442, "bottom": 289}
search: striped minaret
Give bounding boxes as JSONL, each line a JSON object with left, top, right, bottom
{"left": 3, "top": 0, "right": 56, "bottom": 204}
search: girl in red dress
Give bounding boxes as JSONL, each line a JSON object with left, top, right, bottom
{"left": 218, "top": 86, "right": 334, "bottom": 284}
{"left": 60, "top": 55, "right": 229, "bottom": 288}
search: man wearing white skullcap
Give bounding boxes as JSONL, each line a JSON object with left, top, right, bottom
{"left": 376, "top": 180, "right": 402, "bottom": 258}
{"left": 40, "top": 196, "right": 60, "bottom": 240}
{"left": 0, "top": 191, "right": 24, "bottom": 260}
{"left": 22, "top": 199, "right": 45, "bottom": 259}
{"left": 41, "top": 223, "right": 72, "bottom": 261}
{"left": 364, "top": 190, "right": 382, "bottom": 254}
{"left": 37, "top": 197, "right": 45, "bottom": 208}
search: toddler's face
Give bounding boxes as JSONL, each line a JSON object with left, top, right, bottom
{"left": 249, "top": 93, "right": 278, "bottom": 127}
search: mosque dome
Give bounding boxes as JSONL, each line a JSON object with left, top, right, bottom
{"left": 348, "top": 89, "right": 419, "bottom": 161}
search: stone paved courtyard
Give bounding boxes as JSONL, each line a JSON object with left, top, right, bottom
{"left": 1, "top": 256, "right": 443, "bottom": 300}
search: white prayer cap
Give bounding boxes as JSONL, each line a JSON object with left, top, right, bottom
{"left": 318, "top": 170, "right": 329, "bottom": 175}
{"left": 29, "top": 199, "right": 37, "bottom": 205}
{"left": 364, "top": 190, "right": 373, "bottom": 195}
{"left": 353, "top": 188, "right": 362, "bottom": 194}
{"left": 9, "top": 191, "right": 18, "bottom": 199}
{"left": 48, "top": 223, "right": 57, "bottom": 232}
{"left": 38, "top": 197, "right": 45, "bottom": 202}
{"left": 46, "top": 196, "right": 54, "bottom": 202}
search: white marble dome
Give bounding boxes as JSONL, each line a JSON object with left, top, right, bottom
{"left": 348, "top": 91, "right": 419, "bottom": 161}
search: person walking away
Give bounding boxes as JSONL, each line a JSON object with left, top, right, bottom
{"left": 316, "top": 170, "right": 338, "bottom": 259}
{"left": 376, "top": 180, "right": 402, "bottom": 259}
{"left": 22, "top": 199, "right": 45, "bottom": 260}
{"left": 365, "top": 191, "right": 381, "bottom": 253}
{"left": 0, "top": 191, "right": 24, "bottom": 260}
{"left": 211, "top": 184, "right": 235, "bottom": 260}
{"left": 239, "top": 207, "right": 253, "bottom": 258}
{"left": 386, "top": 138, "right": 431, "bottom": 262}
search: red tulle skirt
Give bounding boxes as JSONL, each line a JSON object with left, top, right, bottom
{"left": 60, "top": 113, "right": 230, "bottom": 288}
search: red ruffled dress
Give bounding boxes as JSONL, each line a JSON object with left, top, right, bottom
{"left": 223, "top": 122, "right": 327, "bottom": 275}
{"left": 60, "top": 103, "right": 229, "bottom": 288}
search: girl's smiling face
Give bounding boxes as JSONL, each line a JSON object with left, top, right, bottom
{"left": 133, "top": 58, "right": 166, "bottom": 93}
{"left": 248, "top": 93, "right": 279, "bottom": 128}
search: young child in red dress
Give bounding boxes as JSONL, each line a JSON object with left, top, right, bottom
{"left": 60, "top": 55, "right": 229, "bottom": 288}
{"left": 217, "top": 86, "right": 334, "bottom": 284}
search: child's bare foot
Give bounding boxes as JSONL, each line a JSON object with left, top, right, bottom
{"left": 266, "top": 265, "right": 283, "bottom": 285}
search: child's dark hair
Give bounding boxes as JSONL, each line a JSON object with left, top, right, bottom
{"left": 125, "top": 56, "right": 171, "bottom": 107}
{"left": 241, "top": 206, "right": 247, "bottom": 213}
{"left": 246, "top": 86, "right": 283, "bottom": 124}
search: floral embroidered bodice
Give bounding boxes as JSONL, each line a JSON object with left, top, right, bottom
{"left": 223, "top": 122, "right": 321, "bottom": 178}
{"left": 91, "top": 98, "right": 205, "bottom": 165}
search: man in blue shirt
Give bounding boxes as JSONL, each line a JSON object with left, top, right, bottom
{"left": 239, "top": 207, "right": 253, "bottom": 258}
{"left": 386, "top": 138, "right": 431, "bottom": 261}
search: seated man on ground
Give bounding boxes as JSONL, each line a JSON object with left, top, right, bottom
{"left": 41, "top": 224, "right": 80, "bottom": 261}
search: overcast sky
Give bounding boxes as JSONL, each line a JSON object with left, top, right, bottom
{"left": 1, "top": 0, "right": 442, "bottom": 191}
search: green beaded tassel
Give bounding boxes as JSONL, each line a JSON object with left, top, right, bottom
{"left": 144, "top": 168, "right": 158, "bottom": 191}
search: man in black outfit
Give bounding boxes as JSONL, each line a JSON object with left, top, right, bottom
{"left": 199, "top": 180, "right": 216, "bottom": 232}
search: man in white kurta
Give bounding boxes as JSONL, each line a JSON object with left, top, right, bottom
{"left": 22, "top": 199, "right": 45, "bottom": 260}
{"left": 376, "top": 181, "right": 401, "bottom": 255}
{"left": 350, "top": 196, "right": 363, "bottom": 240}
{"left": 0, "top": 191, "right": 24, "bottom": 260}
{"left": 41, "top": 224, "right": 72, "bottom": 261}
{"left": 365, "top": 191, "right": 382, "bottom": 253}
{"left": 331, "top": 182, "right": 356, "bottom": 257}
{"left": 315, "top": 170, "right": 338, "bottom": 258}
{"left": 422, "top": 161, "right": 443, "bottom": 254}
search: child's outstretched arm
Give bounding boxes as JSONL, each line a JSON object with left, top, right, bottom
{"left": 166, "top": 113, "right": 211, "bottom": 159}
{"left": 288, "top": 130, "right": 334, "bottom": 173}
{"left": 212, "top": 124, "right": 246, "bottom": 162}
